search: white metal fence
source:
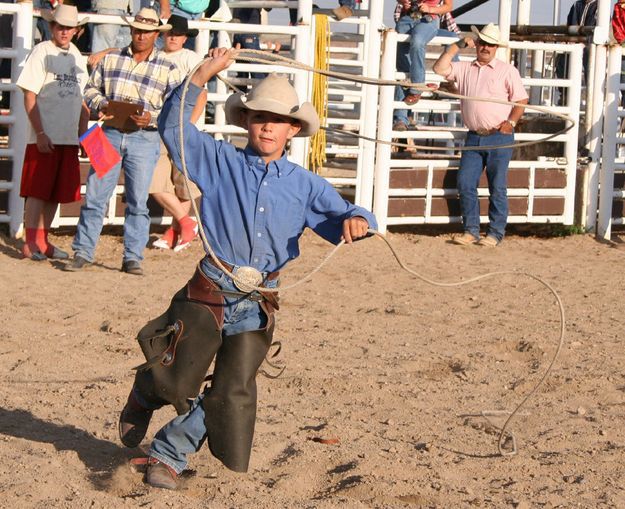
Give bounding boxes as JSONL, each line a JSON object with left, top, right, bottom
{"left": 0, "top": 1, "right": 622, "bottom": 239}
{"left": 0, "top": 1, "right": 32, "bottom": 237}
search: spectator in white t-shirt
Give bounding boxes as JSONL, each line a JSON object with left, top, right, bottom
{"left": 17, "top": 5, "right": 90, "bottom": 261}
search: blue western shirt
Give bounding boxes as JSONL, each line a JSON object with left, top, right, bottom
{"left": 159, "top": 83, "right": 378, "bottom": 274}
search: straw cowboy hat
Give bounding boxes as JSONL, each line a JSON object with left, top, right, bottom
{"left": 470, "top": 23, "right": 508, "bottom": 47}
{"left": 167, "top": 14, "right": 199, "bottom": 37}
{"left": 124, "top": 8, "right": 171, "bottom": 32}
{"left": 42, "top": 4, "right": 89, "bottom": 27}
{"left": 225, "top": 74, "right": 320, "bottom": 137}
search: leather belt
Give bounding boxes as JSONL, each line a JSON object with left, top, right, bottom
{"left": 471, "top": 128, "right": 500, "bottom": 137}
{"left": 206, "top": 256, "right": 280, "bottom": 282}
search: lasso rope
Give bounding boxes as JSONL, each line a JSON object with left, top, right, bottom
{"left": 232, "top": 49, "right": 576, "bottom": 152}
{"left": 309, "top": 14, "right": 331, "bottom": 172}
{"left": 177, "top": 50, "right": 566, "bottom": 456}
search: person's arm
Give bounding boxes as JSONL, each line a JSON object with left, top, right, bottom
{"left": 159, "top": 0, "right": 172, "bottom": 20}
{"left": 497, "top": 99, "right": 528, "bottom": 134}
{"left": 305, "top": 174, "right": 378, "bottom": 245}
{"left": 23, "top": 90, "right": 54, "bottom": 153}
{"left": 78, "top": 101, "right": 90, "bottom": 137}
{"left": 87, "top": 47, "right": 114, "bottom": 70}
{"left": 433, "top": 35, "right": 469, "bottom": 77}
{"left": 159, "top": 48, "right": 238, "bottom": 184}
{"left": 84, "top": 59, "right": 108, "bottom": 117}
{"left": 421, "top": 0, "right": 452, "bottom": 16}
{"left": 190, "top": 88, "right": 208, "bottom": 124}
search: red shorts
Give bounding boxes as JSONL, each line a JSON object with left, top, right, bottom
{"left": 20, "top": 144, "right": 81, "bottom": 203}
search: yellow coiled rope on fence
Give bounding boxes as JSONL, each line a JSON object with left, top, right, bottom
{"left": 309, "top": 14, "right": 331, "bottom": 173}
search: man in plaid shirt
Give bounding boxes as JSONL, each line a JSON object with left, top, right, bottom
{"left": 65, "top": 8, "right": 183, "bottom": 276}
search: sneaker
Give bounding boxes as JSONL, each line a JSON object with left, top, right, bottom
{"left": 331, "top": 5, "right": 353, "bottom": 20}
{"left": 146, "top": 458, "right": 178, "bottom": 490}
{"left": 63, "top": 255, "right": 92, "bottom": 271}
{"left": 45, "top": 245, "right": 70, "bottom": 260}
{"left": 173, "top": 221, "right": 198, "bottom": 253}
{"left": 152, "top": 227, "right": 178, "bottom": 250}
{"left": 121, "top": 259, "right": 143, "bottom": 276}
{"left": 478, "top": 235, "right": 500, "bottom": 247}
{"left": 393, "top": 121, "right": 408, "bottom": 132}
{"left": 452, "top": 232, "right": 479, "bottom": 245}
{"left": 404, "top": 94, "right": 421, "bottom": 105}
{"left": 22, "top": 243, "right": 47, "bottom": 261}
{"left": 119, "top": 392, "right": 154, "bottom": 448}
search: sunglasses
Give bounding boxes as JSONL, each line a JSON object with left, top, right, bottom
{"left": 476, "top": 39, "right": 497, "bottom": 48}
{"left": 134, "top": 14, "right": 159, "bottom": 26}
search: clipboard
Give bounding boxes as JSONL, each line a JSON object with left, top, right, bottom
{"left": 103, "top": 100, "right": 144, "bottom": 132}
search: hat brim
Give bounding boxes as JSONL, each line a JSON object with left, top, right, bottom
{"left": 471, "top": 25, "right": 507, "bottom": 47}
{"left": 124, "top": 16, "right": 172, "bottom": 32}
{"left": 224, "top": 93, "right": 319, "bottom": 138}
{"left": 41, "top": 10, "right": 89, "bottom": 27}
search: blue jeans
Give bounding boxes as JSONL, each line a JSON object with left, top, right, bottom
{"left": 393, "top": 15, "right": 439, "bottom": 124}
{"left": 72, "top": 127, "right": 160, "bottom": 263}
{"left": 146, "top": 260, "right": 278, "bottom": 473}
{"left": 91, "top": 8, "right": 132, "bottom": 53}
{"left": 457, "top": 131, "right": 514, "bottom": 242}
{"left": 33, "top": 0, "right": 52, "bottom": 41}
{"left": 232, "top": 33, "right": 266, "bottom": 82}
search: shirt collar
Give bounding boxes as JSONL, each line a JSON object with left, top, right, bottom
{"left": 471, "top": 57, "right": 499, "bottom": 69}
{"left": 242, "top": 146, "right": 297, "bottom": 177}
{"left": 124, "top": 44, "right": 159, "bottom": 62}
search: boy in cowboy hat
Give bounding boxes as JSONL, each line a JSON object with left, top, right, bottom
{"left": 116, "top": 47, "right": 377, "bottom": 489}
{"left": 433, "top": 23, "right": 528, "bottom": 247}
{"left": 17, "top": 4, "right": 90, "bottom": 260}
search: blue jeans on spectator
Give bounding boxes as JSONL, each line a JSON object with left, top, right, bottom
{"left": 457, "top": 131, "right": 514, "bottom": 242}
{"left": 33, "top": 0, "right": 52, "bottom": 41}
{"left": 72, "top": 127, "right": 160, "bottom": 263}
{"left": 91, "top": 8, "right": 132, "bottom": 52}
{"left": 144, "top": 260, "right": 277, "bottom": 474}
{"left": 393, "top": 15, "right": 439, "bottom": 125}
{"left": 233, "top": 33, "right": 266, "bottom": 83}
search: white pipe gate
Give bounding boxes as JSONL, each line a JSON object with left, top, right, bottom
{"left": 373, "top": 31, "right": 583, "bottom": 234}
{"left": 1, "top": 2, "right": 32, "bottom": 237}
{"left": 0, "top": 0, "right": 623, "bottom": 239}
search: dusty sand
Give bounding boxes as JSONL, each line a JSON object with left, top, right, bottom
{"left": 1, "top": 227, "right": 624, "bottom": 508}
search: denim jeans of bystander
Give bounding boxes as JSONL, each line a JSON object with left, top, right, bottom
{"left": 72, "top": 127, "right": 160, "bottom": 263}
{"left": 456, "top": 131, "right": 514, "bottom": 242}
{"left": 393, "top": 15, "right": 439, "bottom": 125}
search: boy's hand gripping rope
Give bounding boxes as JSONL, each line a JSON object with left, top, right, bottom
{"left": 177, "top": 52, "right": 567, "bottom": 457}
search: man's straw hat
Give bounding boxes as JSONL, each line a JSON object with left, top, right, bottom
{"left": 124, "top": 8, "right": 171, "bottom": 32}
{"left": 470, "top": 23, "right": 508, "bottom": 47}
{"left": 225, "top": 74, "right": 320, "bottom": 137}
{"left": 42, "top": 4, "right": 88, "bottom": 27}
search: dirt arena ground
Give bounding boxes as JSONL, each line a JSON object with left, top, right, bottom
{"left": 1, "top": 227, "right": 624, "bottom": 508}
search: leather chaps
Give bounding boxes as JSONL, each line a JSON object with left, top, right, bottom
{"left": 132, "top": 266, "right": 274, "bottom": 472}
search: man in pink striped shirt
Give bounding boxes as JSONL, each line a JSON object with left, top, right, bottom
{"left": 433, "top": 23, "right": 528, "bottom": 247}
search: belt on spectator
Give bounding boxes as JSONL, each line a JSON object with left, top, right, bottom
{"left": 470, "top": 128, "right": 501, "bottom": 136}
{"left": 206, "top": 256, "right": 280, "bottom": 282}
{"left": 116, "top": 126, "right": 158, "bottom": 133}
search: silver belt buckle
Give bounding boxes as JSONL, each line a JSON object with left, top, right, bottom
{"left": 476, "top": 128, "right": 490, "bottom": 136}
{"left": 233, "top": 266, "right": 264, "bottom": 293}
